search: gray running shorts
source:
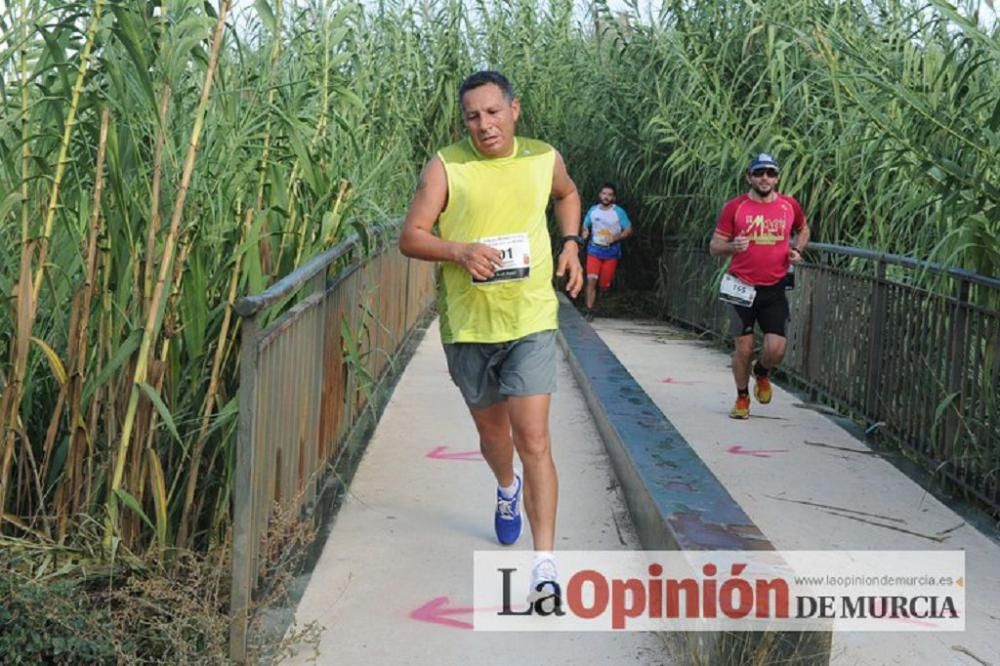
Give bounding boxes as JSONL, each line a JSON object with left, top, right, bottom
{"left": 443, "top": 330, "right": 558, "bottom": 410}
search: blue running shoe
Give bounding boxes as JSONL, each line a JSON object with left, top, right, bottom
{"left": 494, "top": 474, "right": 522, "bottom": 546}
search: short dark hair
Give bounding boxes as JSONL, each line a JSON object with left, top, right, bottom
{"left": 599, "top": 182, "right": 617, "bottom": 195}
{"left": 459, "top": 71, "right": 515, "bottom": 108}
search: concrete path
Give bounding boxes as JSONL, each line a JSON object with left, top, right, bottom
{"left": 287, "top": 314, "right": 1000, "bottom": 666}
{"left": 286, "top": 320, "right": 671, "bottom": 665}
{"left": 589, "top": 316, "right": 1000, "bottom": 666}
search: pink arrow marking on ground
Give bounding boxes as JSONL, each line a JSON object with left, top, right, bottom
{"left": 727, "top": 445, "right": 789, "bottom": 458}
{"left": 660, "top": 376, "right": 698, "bottom": 384}
{"left": 409, "top": 597, "right": 476, "bottom": 629}
{"left": 425, "top": 446, "right": 483, "bottom": 462}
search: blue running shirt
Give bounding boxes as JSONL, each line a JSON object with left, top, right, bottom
{"left": 583, "top": 204, "right": 631, "bottom": 260}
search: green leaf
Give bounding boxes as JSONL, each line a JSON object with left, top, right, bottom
{"left": 255, "top": 0, "right": 277, "bottom": 34}
{"left": 933, "top": 391, "right": 960, "bottom": 426}
{"left": 281, "top": 112, "right": 318, "bottom": 192}
{"left": 321, "top": 210, "right": 341, "bottom": 244}
{"left": 110, "top": 3, "right": 156, "bottom": 111}
{"left": 206, "top": 395, "right": 239, "bottom": 439}
{"left": 181, "top": 253, "right": 209, "bottom": 360}
{"left": 244, "top": 210, "right": 266, "bottom": 296}
{"left": 0, "top": 191, "right": 22, "bottom": 224}
{"left": 114, "top": 489, "right": 155, "bottom": 532}
{"left": 45, "top": 437, "right": 70, "bottom": 492}
{"left": 139, "top": 382, "right": 183, "bottom": 447}
{"left": 83, "top": 330, "right": 142, "bottom": 404}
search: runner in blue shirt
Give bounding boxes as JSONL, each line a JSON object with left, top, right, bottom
{"left": 581, "top": 183, "right": 632, "bottom": 321}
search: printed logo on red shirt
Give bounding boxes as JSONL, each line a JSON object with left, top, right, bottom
{"left": 715, "top": 194, "right": 805, "bottom": 286}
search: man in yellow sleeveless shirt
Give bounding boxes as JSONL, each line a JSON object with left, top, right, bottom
{"left": 399, "top": 71, "right": 583, "bottom": 604}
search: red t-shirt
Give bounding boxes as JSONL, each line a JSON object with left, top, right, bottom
{"left": 714, "top": 193, "right": 806, "bottom": 286}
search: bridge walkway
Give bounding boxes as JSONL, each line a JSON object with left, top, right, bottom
{"left": 286, "top": 313, "right": 999, "bottom": 666}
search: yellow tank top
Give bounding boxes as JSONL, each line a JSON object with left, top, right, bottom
{"left": 436, "top": 137, "right": 558, "bottom": 343}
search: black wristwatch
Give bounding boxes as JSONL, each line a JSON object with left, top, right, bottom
{"left": 561, "top": 234, "right": 584, "bottom": 247}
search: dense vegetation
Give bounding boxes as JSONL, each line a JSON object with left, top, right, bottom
{"left": 0, "top": 0, "right": 996, "bottom": 660}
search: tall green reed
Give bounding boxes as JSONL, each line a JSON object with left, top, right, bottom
{"left": 1, "top": 0, "right": 995, "bottom": 555}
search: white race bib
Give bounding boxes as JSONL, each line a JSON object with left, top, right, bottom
{"left": 593, "top": 229, "right": 614, "bottom": 247}
{"left": 719, "top": 273, "right": 756, "bottom": 307}
{"left": 473, "top": 233, "right": 531, "bottom": 284}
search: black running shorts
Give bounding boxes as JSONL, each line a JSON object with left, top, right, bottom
{"left": 729, "top": 282, "right": 789, "bottom": 337}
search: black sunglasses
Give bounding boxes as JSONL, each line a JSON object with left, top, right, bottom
{"left": 750, "top": 168, "right": 779, "bottom": 178}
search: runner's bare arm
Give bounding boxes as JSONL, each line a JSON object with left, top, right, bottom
{"left": 710, "top": 231, "right": 749, "bottom": 256}
{"left": 789, "top": 222, "right": 811, "bottom": 263}
{"left": 399, "top": 157, "right": 501, "bottom": 280}
{"left": 551, "top": 151, "right": 583, "bottom": 297}
{"left": 615, "top": 226, "right": 634, "bottom": 243}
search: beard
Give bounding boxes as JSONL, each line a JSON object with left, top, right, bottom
{"left": 751, "top": 183, "right": 773, "bottom": 197}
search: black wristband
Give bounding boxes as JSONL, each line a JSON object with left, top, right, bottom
{"left": 561, "top": 234, "right": 584, "bottom": 247}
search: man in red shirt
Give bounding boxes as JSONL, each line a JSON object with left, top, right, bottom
{"left": 709, "top": 153, "right": 810, "bottom": 419}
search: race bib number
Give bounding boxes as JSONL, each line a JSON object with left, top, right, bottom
{"left": 719, "top": 273, "right": 756, "bottom": 307}
{"left": 593, "top": 229, "right": 614, "bottom": 247}
{"left": 473, "top": 233, "right": 531, "bottom": 284}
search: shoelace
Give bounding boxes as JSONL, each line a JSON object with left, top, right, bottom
{"left": 497, "top": 496, "right": 516, "bottom": 519}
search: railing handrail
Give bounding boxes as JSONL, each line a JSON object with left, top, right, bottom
{"left": 805, "top": 242, "right": 1000, "bottom": 290}
{"left": 234, "top": 220, "right": 400, "bottom": 318}
{"left": 657, "top": 241, "right": 999, "bottom": 514}
{"left": 229, "top": 218, "right": 435, "bottom": 662}
{"left": 664, "top": 236, "right": 1000, "bottom": 290}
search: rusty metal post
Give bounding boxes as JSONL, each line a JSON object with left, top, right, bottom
{"left": 229, "top": 313, "right": 259, "bottom": 663}
{"left": 306, "top": 271, "right": 327, "bottom": 506}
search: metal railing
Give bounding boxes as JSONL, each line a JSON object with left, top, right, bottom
{"left": 228, "top": 222, "right": 435, "bottom": 661}
{"left": 659, "top": 242, "right": 1000, "bottom": 513}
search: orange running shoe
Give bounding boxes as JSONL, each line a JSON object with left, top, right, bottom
{"left": 729, "top": 395, "right": 750, "bottom": 419}
{"left": 754, "top": 375, "right": 773, "bottom": 404}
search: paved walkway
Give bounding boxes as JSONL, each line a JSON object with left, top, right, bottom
{"left": 590, "top": 316, "right": 999, "bottom": 666}
{"left": 287, "top": 320, "right": 670, "bottom": 665}
{"left": 287, "top": 315, "right": 1000, "bottom": 666}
